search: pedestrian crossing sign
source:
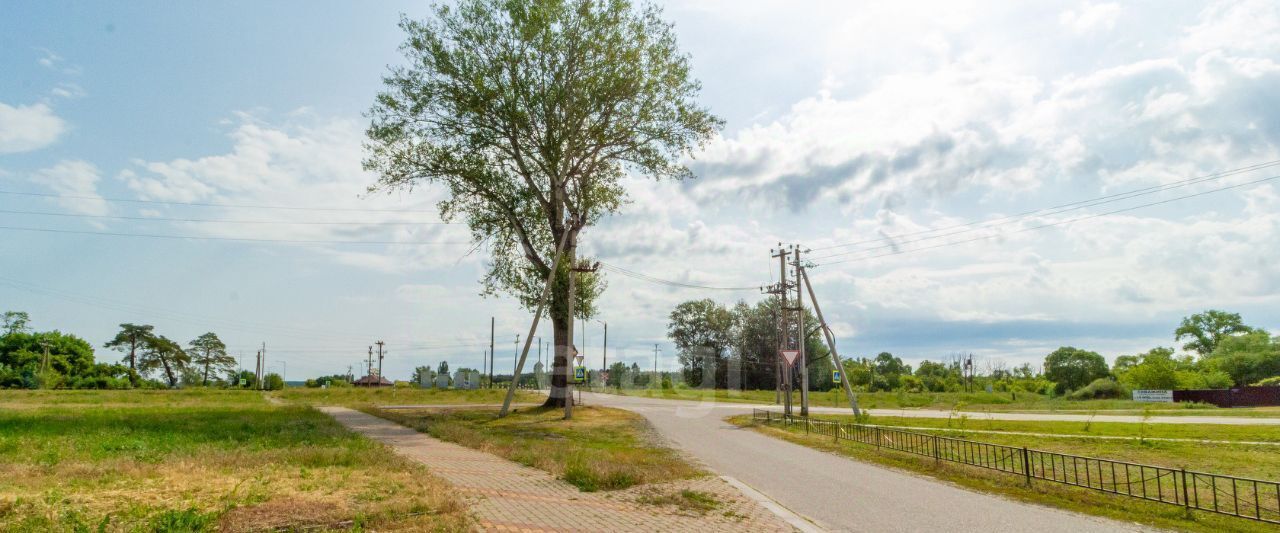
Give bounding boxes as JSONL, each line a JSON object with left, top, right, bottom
{"left": 574, "top": 366, "right": 586, "bottom": 383}
{"left": 832, "top": 370, "right": 842, "bottom": 384}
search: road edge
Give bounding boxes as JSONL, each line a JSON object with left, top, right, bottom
{"left": 720, "top": 475, "right": 826, "bottom": 533}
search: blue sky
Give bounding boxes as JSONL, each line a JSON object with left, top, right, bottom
{"left": 3, "top": 0, "right": 1279, "bottom": 381}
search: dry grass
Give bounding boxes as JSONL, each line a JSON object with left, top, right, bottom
{"left": 0, "top": 390, "right": 470, "bottom": 532}
{"left": 276, "top": 385, "right": 543, "bottom": 408}
{"left": 370, "top": 405, "right": 704, "bottom": 492}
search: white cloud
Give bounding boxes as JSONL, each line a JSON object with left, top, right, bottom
{"left": 1059, "top": 3, "right": 1122, "bottom": 33}
{"left": 0, "top": 102, "right": 66, "bottom": 153}
{"left": 30, "top": 160, "right": 109, "bottom": 217}
{"left": 119, "top": 111, "right": 473, "bottom": 271}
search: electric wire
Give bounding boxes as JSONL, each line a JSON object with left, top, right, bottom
{"left": 0, "top": 189, "right": 445, "bottom": 214}
{"left": 0, "top": 225, "right": 471, "bottom": 245}
{"left": 599, "top": 262, "right": 761, "bottom": 291}
{"left": 0, "top": 208, "right": 451, "bottom": 225}
{"left": 813, "top": 172, "right": 1280, "bottom": 267}
{"left": 808, "top": 159, "right": 1280, "bottom": 256}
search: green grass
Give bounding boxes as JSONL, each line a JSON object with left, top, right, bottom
{"left": 275, "top": 386, "right": 543, "bottom": 407}
{"left": 732, "top": 413, "right": 1280, "bottom": 532}
{"left": 0, "top": 390, "right": 469, "bottom": 532}
{"left": 638, "top": 488, "right": 721, "bottom": 513}
{"left": 369, "top": 405, "right": 703, "bottom": 492}
{"left": 600, "top": 387, "right": 1280, "bottom": 416}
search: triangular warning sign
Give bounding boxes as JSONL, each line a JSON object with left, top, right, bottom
{"left": 780, "top": 350, "right": 800, "bottom": 365}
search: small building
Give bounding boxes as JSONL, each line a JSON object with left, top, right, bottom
{"left": 353, "top": 374, "right": 393, "bottom": 387}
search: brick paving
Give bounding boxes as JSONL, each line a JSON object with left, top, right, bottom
{"left": 320, "top": 407, "right": 795, "bottom": 532}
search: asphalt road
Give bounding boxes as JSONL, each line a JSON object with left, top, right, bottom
{"left": 584, "top": 392, "right": 1154, "bottom": 533}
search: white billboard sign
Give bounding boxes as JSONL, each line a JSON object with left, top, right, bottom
{"left": 1132, "top": 390, "right": 1173, "bottom": 403}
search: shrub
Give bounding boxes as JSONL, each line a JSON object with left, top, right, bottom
{"left": 1068, "top": 378, "right": 1126, "bottom": 400}
{"left": 1253, "top": 376, "right": 1280, "bottom": 387}
{"left": 263, "top": 373, "right": 285, "bottom": 391}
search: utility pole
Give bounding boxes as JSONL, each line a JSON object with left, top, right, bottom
{"left": 793, "top": 246, "right": 809, "bottom": 416}
{"left": 653, "top": 344, "right": 660, "bottom": 388}
{"left": 513, "top": 334, "right": 520, "bottom": 376}
{"left": 489, "top": 317, "right": 495, "bottom": 387}
{"left": 366, "top": 346, "right": 373, "bottom": 380}
{"left": 772, "top": 246, "right": 792, "bottom": 415}
{"left": 498, "top": 231, "right": 571, "bottom": 418}
{"left": 375, "top": 341, "right": 385, "bottom": 380}
{"left": 38, "top": 339, "right": 51, "bottom": 376}
{"left": 598, "top": 320, "right": 607, "bottom": 372}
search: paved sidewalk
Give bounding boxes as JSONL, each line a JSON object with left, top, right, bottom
{"left": 319, "top": 406, "right": 796, "bottom": 532}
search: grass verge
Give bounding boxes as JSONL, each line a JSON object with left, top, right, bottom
{"left": 597, "top": 387, "right": 1280, "bottom": 416}
{"left": 731, "top": 414, "right": 1277, "bottom": 533}
{"left": 0, "top": 390, "right": 469, "bottom": 532}
{"left": 368, "top": 405, "right": 703, "bottom": 492}
{"left": 276, "top": 386, "right": 543, "bottom": 408}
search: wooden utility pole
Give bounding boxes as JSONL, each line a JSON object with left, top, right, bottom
{"left": 489, "top": 317, "right": 495, "bottom": 386}
{"left": 800, "top": 266, "right": 861, "bottom": 416}
{"left": 366, "top": 346, "right": 373, "bottom": 380}
{"left": 375, "top": 341, "right": 385, "bottom": 379}
{"left": 793, "top": 246, "right": 809, "bottom": 416}
{"left": 499, "top": 231, "right": 570, "bottom": 418}
{"left": 653, "top": 344, "right": 659, "bottom": 387}
{"left": 772, "top": 246, "right": 792, "bottom": 415}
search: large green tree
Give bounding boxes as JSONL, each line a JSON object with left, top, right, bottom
{"left": 188, "top": 332, "right": 233, "bottom": 386}
{"left": 104, "top": 323, "right": 155, "bottom": 379}
{"left": 1203, "top": 330, "right": 1280, "bottom": 386}
{"left": 1043, "top": 346, "right": 1109, "bottom": 393}
{"left": 1175, "top": 310, "right": 1254, "bottom": 358}
{"left": 2, "top": 311, "right": 31, "bottom": 336}
{"left": 365, "top": 0, "right": 721, "bottom": 407}
{"left": 140, "top": 335, "right": 188, "bottom": 388}
{"left": 668, "top": 299, "right": 735, "bottom": 387}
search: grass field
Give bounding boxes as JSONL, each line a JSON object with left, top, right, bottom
{"left": 276, "top": 386, "right": 543, "bottom": 407}
{"left": 369, "top": 405, "right": 703, "bottom": 492}
{"left": 732, "top": 412, "right": 1280, "bottom": 532}
{"left": 0, "top": 390, "right": 469, "bottom": 532}
{"left": 600, "top": 387, "right": 1280, "bottom": 416}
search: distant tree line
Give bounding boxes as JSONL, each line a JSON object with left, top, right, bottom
{"left": 0, "top": 310, "right": 282, "bottom": 389}
{"left": 665, "top": 302, "right": 1280, "bottom": 399}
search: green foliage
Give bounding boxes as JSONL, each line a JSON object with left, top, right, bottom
{"left": 364, "top": 0, "right": 722, "bottom": 378}
{"left": 262, "top": 373, "right": 285, "bottom": 391}
{"left": 1202, "top": 330, "right": 1280, "bottom": 386}
{"left": 1254, "top": 376, "right": 1280, "bottom": 387}
{"left": 1175, "top": 309, "right": 1254, "bottom": 357}
{"left": 139, "top": 335, "right": 189, "bottom": 388}
{"left": 103, "top": 323, "right": 155, "bottom": 377}
{"left": 187, "top": 332, "right": 233, "bottom": 386}
{"left": 2, "top": 311, "right": 31, "bottom": 335}
{"left": 1068, "top": 378, "right": 1127, "bottom": 400}
{"left": 1043, "top": 346, "right": 1109, "bottom": 394}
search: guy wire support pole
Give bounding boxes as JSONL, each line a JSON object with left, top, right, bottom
{"left": 500, "top": 230, "right": 572, "bottom": 418}
{"left": 794, "top": 245, "right": 809, "bottom": 416}
{"left": 800, "top": 265, "right": 862, "bottom": 417}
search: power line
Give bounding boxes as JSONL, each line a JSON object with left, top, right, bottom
{"left": 813, "top": 172, "right": 1280, "bottom": 267}
{"left": 808, "top": 159, "right": 1280, "bottom": 257}
{"left": 600, "top": 262, "right": 760, "bottom": 291}
{"left": 0, "top": 189, "right": 445, "bottom": 214}
{"left": 0, "top": 208, "right": 451, "bottom": 225}
{"left": 0, "top": 225, "right": 471, "bottom": 245}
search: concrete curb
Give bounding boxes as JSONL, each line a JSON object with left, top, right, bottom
{"left": 720, "top": 475, "right": 825, "bottom": 533}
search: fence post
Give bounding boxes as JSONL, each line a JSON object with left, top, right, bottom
{"left": 805, "top": 416, "right": 810, "bottom": 435}
{"left": 1022, "top": 447, "right": 1032, "bottom": 487}
{"left": 874, "top": 427, "right": 881, "bottom": 450}
{"left": 1181, "top": 468, "right": 1191, "bottom": 518}
{"left": 932, "top": 434, "right": 941, "bottom": 465}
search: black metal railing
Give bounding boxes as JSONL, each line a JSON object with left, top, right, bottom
{"left": 752, "top": 409, "right": 1279, "bottom": 524}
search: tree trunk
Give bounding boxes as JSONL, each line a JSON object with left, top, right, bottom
{"left": 160, "top": 355, "right": 175, "bottom": 388}
{"left": 542, "top": 242, "right": 577, "bottom": 409}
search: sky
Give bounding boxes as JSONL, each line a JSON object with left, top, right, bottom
{"left": 3, "top": 0, "right": 1279, "bottom": 381}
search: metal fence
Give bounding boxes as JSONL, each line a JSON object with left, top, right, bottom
{"left": 752, "top": 409, "right": 1280, "bottom": 525}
